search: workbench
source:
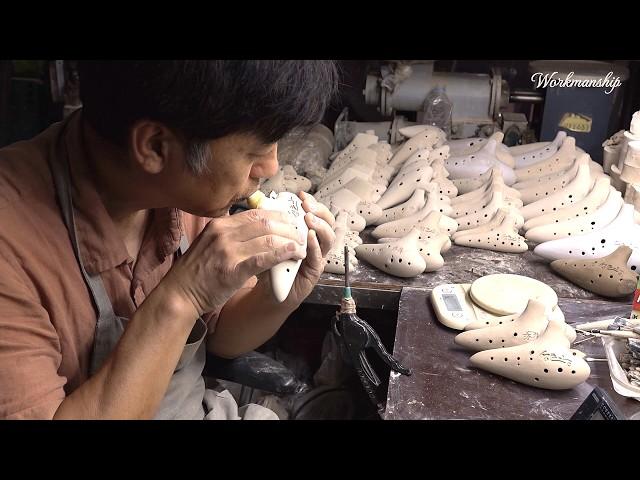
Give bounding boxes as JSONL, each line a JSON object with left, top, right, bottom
{"left": 307, "top": 232, "right": 640, "bottom": 420}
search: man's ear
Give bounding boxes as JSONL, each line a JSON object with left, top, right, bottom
{"left": 129, "top": 120, "right": 177, "bottom": 174}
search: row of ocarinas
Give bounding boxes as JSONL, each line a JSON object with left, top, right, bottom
{"left": 510, "top": 133, "right": 640, "bottom": 279}
{"left": 447, "top": 128, "right": 640, "bottom": 297}
{"left": 454, "top": 299, "right": 590, "bottom": 390}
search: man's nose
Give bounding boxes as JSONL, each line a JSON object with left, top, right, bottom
{"left": 250, "top": 145, "right": 279, "bottom": 179}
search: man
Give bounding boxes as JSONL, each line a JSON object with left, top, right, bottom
{"left": 0, "top": 60, "right": 339, "bottom": 419}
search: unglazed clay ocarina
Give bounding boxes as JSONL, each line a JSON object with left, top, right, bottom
{"left": 550, "top": 245, "right": 638, "bottom": 298}
{"left": 355, "top": 229, "right": 427, "bottom": 277}
{"left": 247, "top": 191, "right": 307, "bottom": 303}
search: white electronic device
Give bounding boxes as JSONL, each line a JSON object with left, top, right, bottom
{"left": 430, "top": 283, "right": 510, "bottom": 330}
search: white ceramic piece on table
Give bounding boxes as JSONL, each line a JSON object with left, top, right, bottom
{"left": 398, "top": 149, "right": 433, "bottom": 174}
{"left": 428, "top": 145, "right": 451, "bottom": 163}
{"left": 455, "top": 191, "right": 510, "bottom": 232}
{"left": 355, "top": 229, "right": 427, "bottom": 277}
{"left": 451, "top": 183, "right": 522, "bottom": 219}
{"left": 452, "top": 167, "right": 519, "bottom": 196}
{"left": 451, "top": 171, "right": 521, "bottom": 205}
{"left": 375, "top": 166, "right": 434, "bottom": 210}
{"left": 533, "top": 204, "right": 640, "bottom": 271}
{"left": 323, "top": 224, "right": 358, "bottom": 275}
{"left": 388, "top": 129, "right": 444, "bottom": 168}
{"left": 515, "top": 155, "right": 593, "bottom": 205}
{"left": 374, "top": 189, "right": 426, "bottom": 226}
{"left": 452, "top": 208, "right": 513, "bottom": 241}
{"left": 431, "top": 172, "right": 458, "bottom": 198}
{"left": 550, "top": 246, "right": 637, "bottom": 298}
{"left": 447, "top": 132, "right": 515, "bottom": 168}
{"left": 247, "top": 191, "right": 308, "bottom": 303}
{"left": 328, "top": 144, "right": 378, "bottom": 177}
{"left": 372, "top": 210, "right": 458, "bottom": 239}
{"left": 514, "top": 137, "right": 577, "bottom": 182}
{"left": 328, "top": 205, "right": 366, "bottom": 233}
{"left": 383, "top": 186, "right": 454, "bottom": 220}
{"left": 430, "top": 158, "right": 450, "bottom": 178}
{"left": 398, "top": 125, "right": 447, "bottom": 144}
{"left": 367, "top": 142, "right": 393, "bottom": 165}
{"left": 469, "top": 273, "right": 558, "bottom": 316}
{"left": 323, "top": 152, "right": 378, "bottom": 184}
{"left": 520, "top": 163, "right": 594, "bottom": 221}
{"left": 525, "top": 189, "right": 623, "bottom": 243}
{"left": 334, "top": 132, "right": 378, "bottom": 159}
{"left": 343, "top": 177, "right": 387, "bottom": 203}
{"left": 455, "top": 299, "right": 549, "bottom": 352}
{"left": 344, "top": 232, "right": 362, "bottom": 248}
{"left": 260, "top": 168, "right": 312, "bottom": 194}
{"left": 444, "top": 139, "right": 516, "bottom": 185}
{"left": 318, "top": 188, "right": 362, "bottom": 212}
{"left": 509, "top": 131, "right": 567, "bottom": 155}
{"left": 453, "top": 210, "right": 527, "bottom": 253}
{"left": 513, "top": 158, "right": 603, "bottom": 192}
{"left": 379, "top": 232, "right": 452, "bottom": 253}
{"left": 468, "top": 318, "right": 590, "bottom": 390}
{"left": 463, "top": 306, "right": 575, "bottom": 343}
{"left": 380, "top": 233, "right": 449, "bottom": 271}
{"left": 315, "top": 167, "right": 370, "bottom": 199}
{"left": 523, "top": 176, "right": 612, "bottom": 231}
{"left": 511, "top": 131, "right": 567, "bottom": 168}
{"left": 355, "top": 201, "right": 383, "bottom": 226}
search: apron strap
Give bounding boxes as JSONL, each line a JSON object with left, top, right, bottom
{"left": 50, "top": 143, "right": 191, "bottom": 374}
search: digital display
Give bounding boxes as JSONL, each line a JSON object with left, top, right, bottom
{"left": 442, "top": 294, "right": 463, "bottom": 311}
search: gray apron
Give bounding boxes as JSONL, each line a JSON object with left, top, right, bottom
{"left": 50, "top": 138, "right": 208, "bottom": 420}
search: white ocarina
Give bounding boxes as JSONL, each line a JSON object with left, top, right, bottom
{"left": 374, "top": 189, "right": 426, "bottom": 226}
{"left": 525, "top": 189, "right": 623, "bottom": 243}
{"left": 511, "top": 131, "right": 567, "bottom": 168}
{"left": 375, "top": 166, "right": 434, "bottom": 210}
{"left": 247, "top": 191, "right": 307, "bottom": 303}
{"left": 355, "top": 229, "right": 427, "bottom": 277}
{"left": 444, "top": 139, "right": 516, "bottom": 185}
{"left": 455, "top": 299, "right": 549, "bottom": 352}
{"left": 514, "top": 136, "right": 577, "bottom": 182}
{"left": 522, "top": 176, "right": 612, "bottom": 231}
{"left": 447, "top": 132, "right": 515, "bottom": 168}
{"left": 520, "top": 163, "right": 595, "bottom": 221}
{"left": 533, "top": 203, "right": 640, "bottom": 271}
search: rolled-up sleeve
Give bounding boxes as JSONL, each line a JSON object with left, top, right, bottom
{"left": 0, "top": 254, "right": 66, "bottom": 419}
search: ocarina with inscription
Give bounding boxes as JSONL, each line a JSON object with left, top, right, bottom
{"left": 550, "top": 245, "right": 637, "bottom": 298}
{"left": 469, "top": 316, "right": 590, "bottom": 390}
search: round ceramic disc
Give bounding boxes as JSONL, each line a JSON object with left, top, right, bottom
{"left": 469, "top": 274, "right": 558, "bottom": 316}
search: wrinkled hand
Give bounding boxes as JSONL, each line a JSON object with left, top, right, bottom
{"left": 278, "top": 191, "right": 336, "bottom": 309}
{"left": 164, "top": 208, "right": 307, "bottom": 318}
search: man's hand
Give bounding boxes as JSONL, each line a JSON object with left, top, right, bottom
{"left": 279, "top": 191, "right": 336, "bottom": 308}
{"left": 164, "top": 208, "right": 307, "bottom": 319}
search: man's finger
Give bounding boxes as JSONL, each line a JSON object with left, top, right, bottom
{"left": 239, "top": 235, "right": 307, "bottom": 261}
{"left": 237, "top": 241, "right": 305, "bottom": 278}
{"left": 304, "top": 212, "right": 335, "bottom": 258}
{"left": 300, "top": 192, "right": 335, "bottom": 228}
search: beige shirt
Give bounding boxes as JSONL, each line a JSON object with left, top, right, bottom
{"left": 0, "top": 112, "right": 216, "bottom": 419}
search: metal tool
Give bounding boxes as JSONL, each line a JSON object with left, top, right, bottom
{"left": 332, "top": 246, "right": 411, "bottom": 414}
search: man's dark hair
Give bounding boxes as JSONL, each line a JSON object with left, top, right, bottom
{"left": 77, "top": 60, "right": 340, "bottom": 174}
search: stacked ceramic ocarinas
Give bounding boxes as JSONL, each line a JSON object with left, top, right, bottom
{"left": 429, "top": 131, "right": 525, "bottom": 253}
{"left": 316, "top": 131, "right": 398, "bottom": 275}
{"left": 260, "top": 164, "right": 313, "bottom": 195}
{"left": 323, "top": 211, "right": 360, "bottom": 275}
{"left": 314, "top": 131, "right": 394, "bottom": 232}
{"left": 353, "top": 126, "right": 459, "bottom": 277}
{"left": 451, "top": 298, "right": 589, "bottom": 390}
{"left": 505, "top": 130, "right": 640, "bottom": 298}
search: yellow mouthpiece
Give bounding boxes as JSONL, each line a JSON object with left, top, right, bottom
{"left": 247, "top": 190, "right": 266, "bottom": 209}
